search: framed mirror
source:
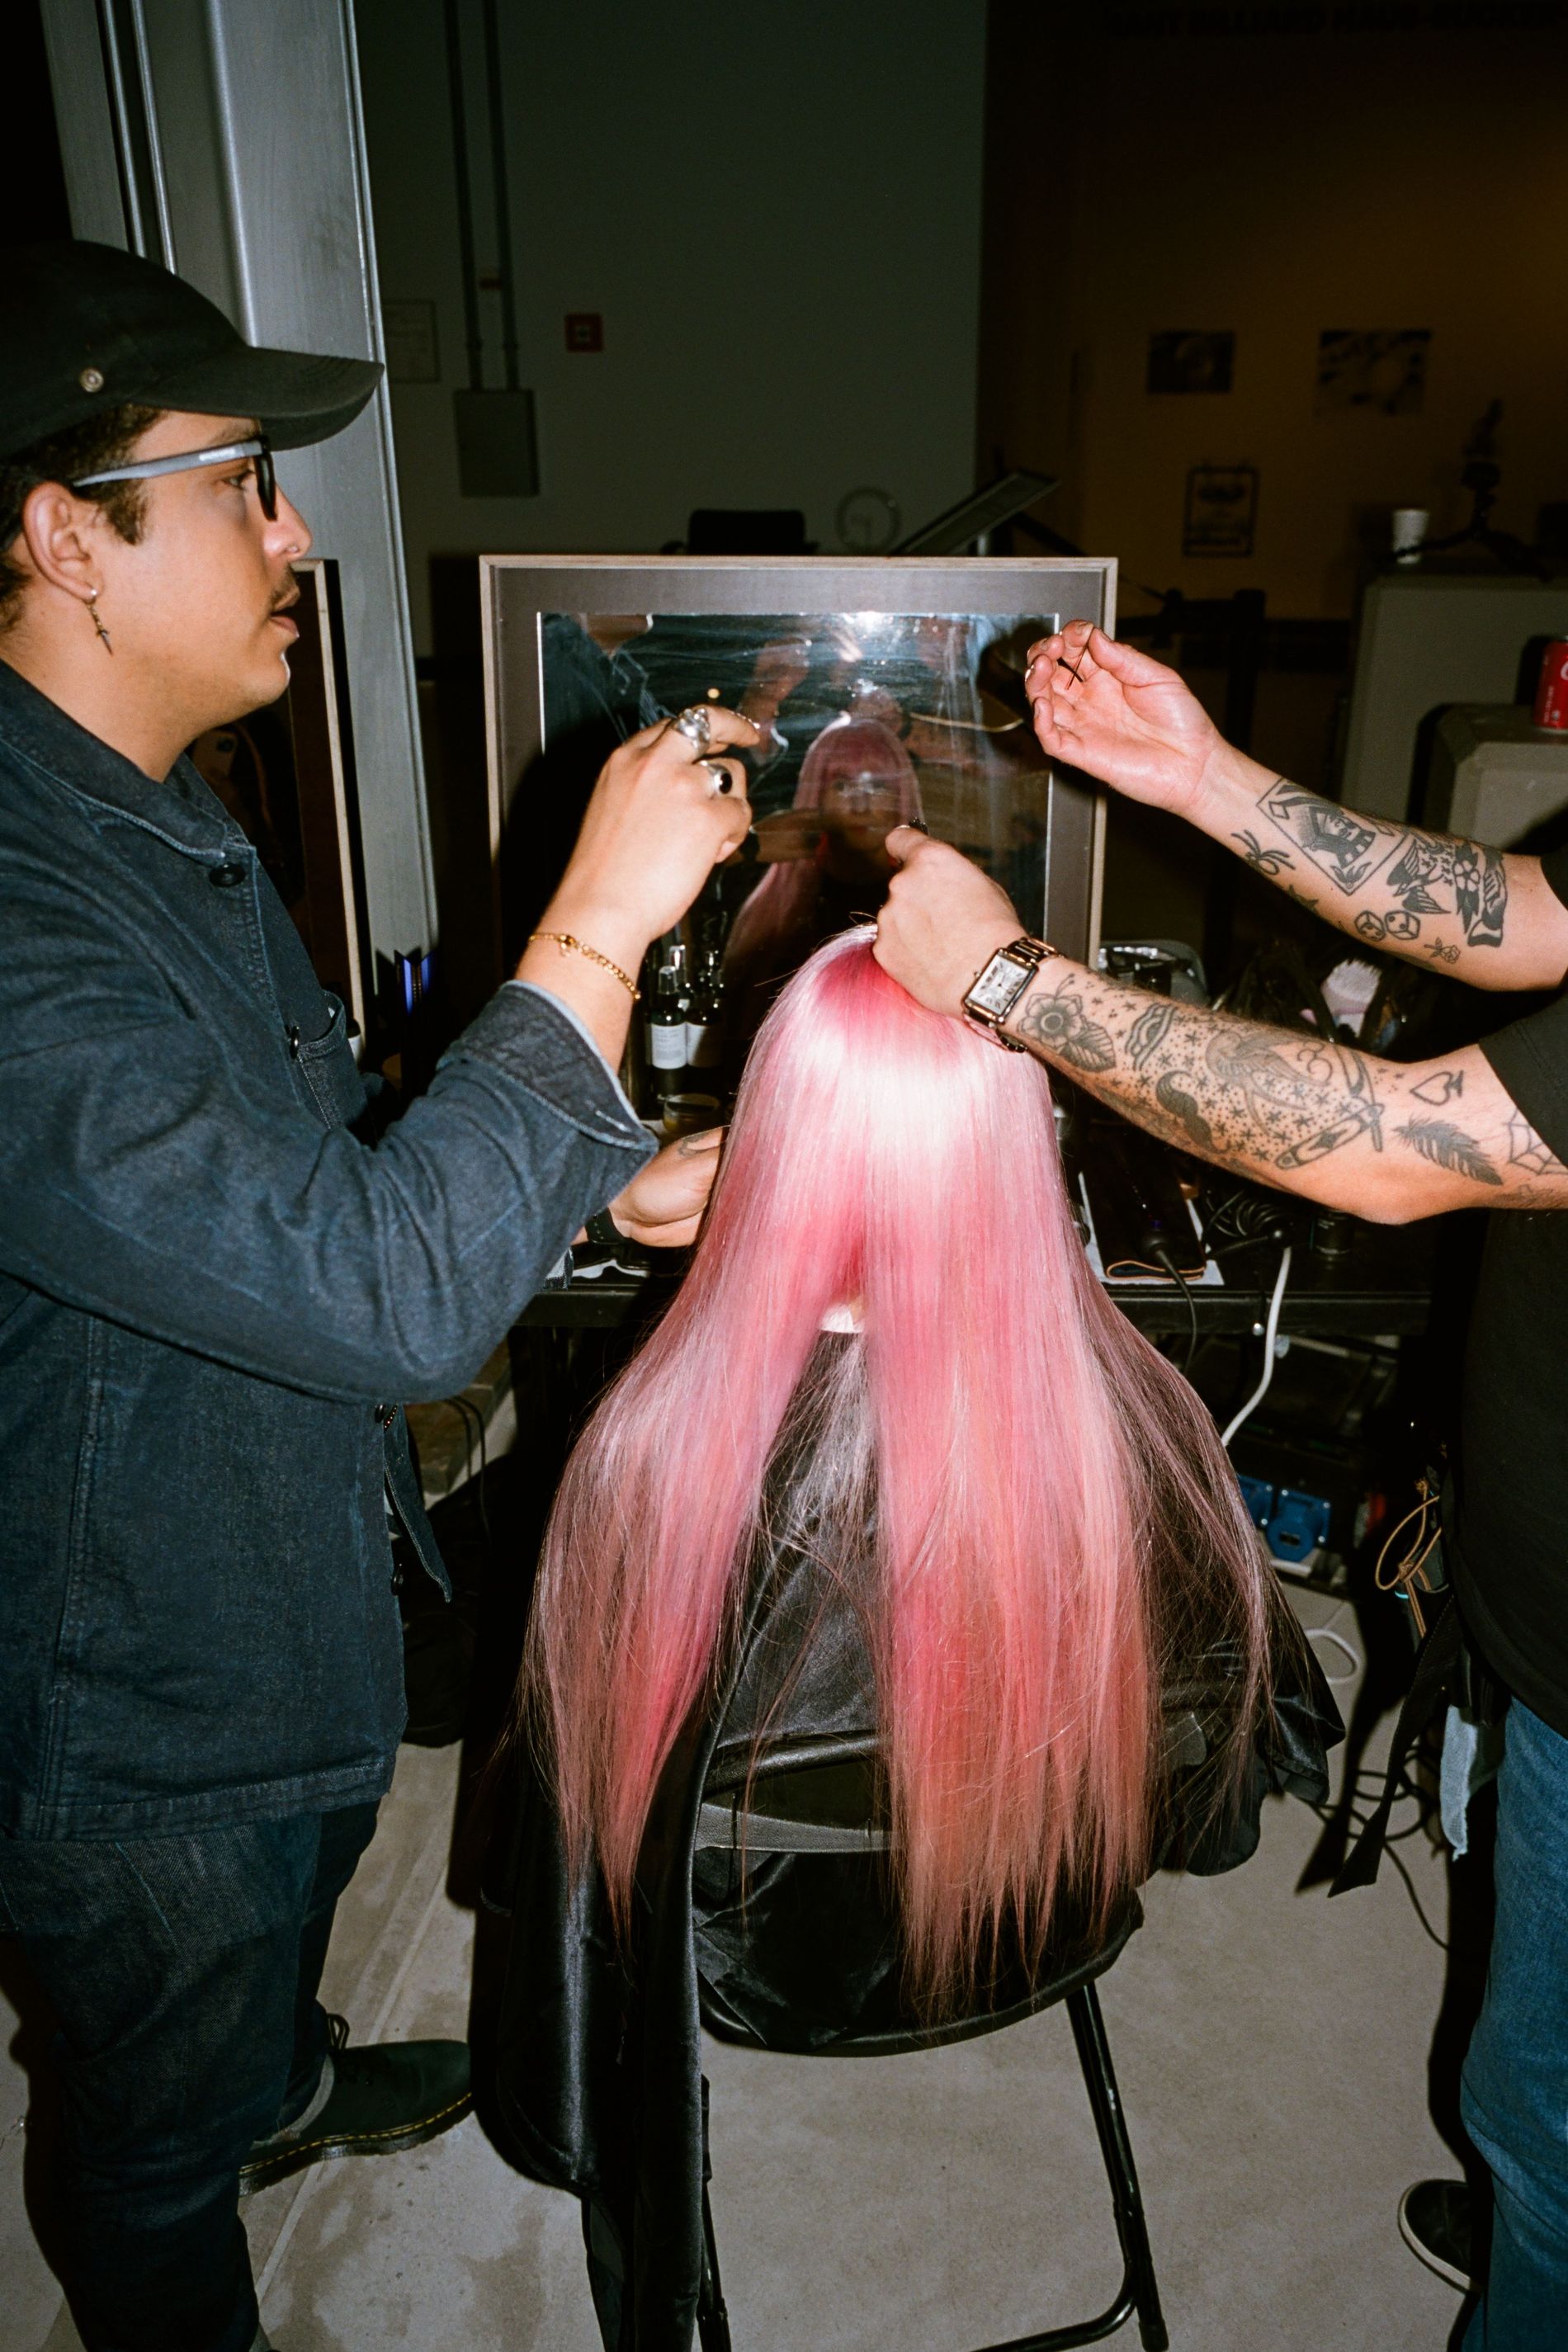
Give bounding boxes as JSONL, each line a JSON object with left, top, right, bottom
{"left": 480, "top": 555, "right": 1115, "bottom": 1112}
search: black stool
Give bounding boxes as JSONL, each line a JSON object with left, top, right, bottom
{"left": 689, "top": 1749, "right": 1169, "bottom": 2352}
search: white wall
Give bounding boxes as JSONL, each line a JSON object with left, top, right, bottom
{"left": 357, "top": 1, "right": 989, "bottom": 654}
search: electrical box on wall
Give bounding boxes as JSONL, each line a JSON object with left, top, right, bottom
{"left": 454, "top": 389, "right": 539, "bottom": 498}
{"left": 1425, "top": 705, "right": 1568, "bottom": 845}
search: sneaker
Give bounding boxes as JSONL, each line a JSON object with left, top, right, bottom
{"left": 239, "top": 2022, "right": 471, "bottom": 2197}
{"left": 1398, "top": 2178, "right": 1475, "bottom": 2291}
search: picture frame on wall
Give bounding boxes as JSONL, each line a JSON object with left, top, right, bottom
{"left": 1147, "top": 331, "right": 1235, "bottom": 395}
{"left": 1315, "top": 329, "right": 1430, "bottom": 417}
{"left": 187, "top": 557, "right": 371, "bottom": 1034}
{"left": 1183, "top": 465, "right": 1259, "bottom": 559}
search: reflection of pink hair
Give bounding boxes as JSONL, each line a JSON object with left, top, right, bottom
{"left": 722, "top": 716, "right": 923, "bottom": 987}
{"left": 526, "top": 933, "right": 1271, "bottom": 1997}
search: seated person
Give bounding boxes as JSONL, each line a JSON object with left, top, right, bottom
{"left": 493, "top": 930, "right": 1337, "bottom": 2346}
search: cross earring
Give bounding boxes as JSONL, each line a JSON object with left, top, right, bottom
{"left": 87, "top": 588, "right": 113, "bottom": 654}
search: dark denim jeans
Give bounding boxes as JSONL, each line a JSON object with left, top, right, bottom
{"left": 1462, "top": 1701, "right": 1568, "bottom": 2350}
{"left": 0, "top": 1804, "right": 377, "bottom": 2352}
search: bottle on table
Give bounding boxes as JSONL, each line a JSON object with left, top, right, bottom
{"left": 645, "top": 941, "right": 690, "bottom": 1089}
{"left": 684, "top": 946, "right": 725, "bottom": 1074}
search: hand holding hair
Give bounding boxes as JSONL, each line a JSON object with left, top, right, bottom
{"left": 605, "top": 1128, "right": 724, "bottom": 1249}
{"left": 1023, "top": 621, "right": 1228, "bottom": 820}
{"left": 874, "top": 828, "right": 1022, "bottom": 1017}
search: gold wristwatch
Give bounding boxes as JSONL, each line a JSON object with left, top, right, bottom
{"left": 961, "top": 935, "right": 1059, "bottom": 1051}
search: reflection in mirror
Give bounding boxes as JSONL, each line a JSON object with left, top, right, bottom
{"left": 537, "top": 608, "right": 1059, "bottom": 1120}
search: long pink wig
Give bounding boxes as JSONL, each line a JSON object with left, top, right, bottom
{"left": 722, "top": 716, "right": 923, "bottom": 993}
{"left": 527, "top": 933, "right": 1272, "bottom": 1997}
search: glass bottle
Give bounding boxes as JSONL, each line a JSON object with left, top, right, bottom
{"left": 685, "top": 946, "right": 725, "bottom": 1072}
{"left": 645, "top": 942, "right": 689, "bottom": 1079}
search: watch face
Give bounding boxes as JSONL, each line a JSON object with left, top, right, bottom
{"left": 969, "top": 950, "right": 1032, "bottom": 1018}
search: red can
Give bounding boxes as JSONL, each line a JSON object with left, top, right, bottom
{"left": 1534, "top": 640, "right": 1568, "bottom": 730}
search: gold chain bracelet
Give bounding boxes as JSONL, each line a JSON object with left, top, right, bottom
{"left": 528, "top": 932, "right": 640, "bottom": 1001}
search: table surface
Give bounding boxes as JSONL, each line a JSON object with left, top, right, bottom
{"left": 517, "top": 1215, "right": 1435, "bottom": 1342}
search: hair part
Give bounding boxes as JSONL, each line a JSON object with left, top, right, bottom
{"left": 0, "top": 403, "right": 163, "bottom": 631}
{"left": 527, "top": 931, "right": 1275, "bottom": 2002}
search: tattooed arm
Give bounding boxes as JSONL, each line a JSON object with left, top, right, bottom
{"left": 872, "top": 833, "right": 1568, "bottom": 1223}
{"left": 1004, "top": 962, "right": 1566, "bottom": 1221}
{"left": 1024, "top": 622, "right": 1568, "bottom": 993}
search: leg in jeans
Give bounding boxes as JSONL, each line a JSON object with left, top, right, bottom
{"left": 1461, "top": 1702, "right": 1568, "bottom": 2350}
{"left": 0, "top": 1804, "right": 377, "bottom": 2352}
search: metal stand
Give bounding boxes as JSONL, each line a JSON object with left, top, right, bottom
{"left": 989, "top": 1980, "right": 1169, "bottom": 2351}
{"left": 698, "top": 1980, "right": 1167, "bottom": 2352}
{"left": 697, "top": 2076, "right": 734, "bottom": 2352}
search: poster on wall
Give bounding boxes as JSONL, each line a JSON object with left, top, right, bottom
{"left": 1315, "top": 329, "right": 1430, "bottom": 416}
{"left": 1183, "top": 464, "right": 1259, "bottom": 558}
{"left": 1147, "top": 331, "right": 1235, "bottom": 394}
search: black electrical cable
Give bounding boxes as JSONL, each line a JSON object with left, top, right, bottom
{"left": 1204, "top": 1232, "right": 1295, "bottom": 1264}
{"left": 1198, "top": 1186, "right": 1244, "bottom": 1244}
{"left": 1201, "top": 1185, "right": 1292, "bottom": 1254}
{"left": 1381, "top": 1840, "right": 1449, "bottom": 1953}
{"left": 1308, "top": 1759, "right": 1450, "bottom": 1952}
{"left": 1152, "top": 1244, "right": 1198, "bottom": 1376}
{"left": 446, "top": 1391, "right": 493, "bottom": 1568}
{"left": 480, "top": 0, "right": 522, "bottom": 391}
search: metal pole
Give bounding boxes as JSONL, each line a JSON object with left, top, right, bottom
{"left": 41, "top": 0, "right": 440, "bottom": 981}
{"left": 443, "top": 0, "right": 484, "bottom": 393}
{"left": 480, "top": 0, "right": 521, "bottom": 391}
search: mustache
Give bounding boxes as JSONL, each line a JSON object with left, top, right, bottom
{"left": 269, "top": 584, "right": 300, "bottom": 616}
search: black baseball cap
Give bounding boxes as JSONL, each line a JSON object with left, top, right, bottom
{"left": 0, "top": 240, "right": 382, "bottom": 462}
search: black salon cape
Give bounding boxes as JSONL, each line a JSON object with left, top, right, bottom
{"left": 487, "top": 1523, "right": 1339, "bottom": 2352}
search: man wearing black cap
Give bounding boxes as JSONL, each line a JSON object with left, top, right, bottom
{"left": 0, "top": 241, "right": 753, "bottom": 2352}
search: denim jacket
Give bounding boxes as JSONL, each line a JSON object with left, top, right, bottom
{"left": 0, "top": 660, "right": 651, "bottom": 1839}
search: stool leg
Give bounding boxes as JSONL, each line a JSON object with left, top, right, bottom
{"left": 697, "top": 2077, "right": 734, "bottom": 2352}
{"left": 1066, "top": 1985, "right": 1169, "bottom": 2352}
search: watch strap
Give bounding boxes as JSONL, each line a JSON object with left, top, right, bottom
{"left": 962, "top": 935, "right": 1059, "bottom": 1049}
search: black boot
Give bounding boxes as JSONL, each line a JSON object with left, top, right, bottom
{"left": 1398, "top": 2179, "right": 1476, "bottom": 2291}
{"left": 239, "top": 2017, "right": 471, "bottom": 2197}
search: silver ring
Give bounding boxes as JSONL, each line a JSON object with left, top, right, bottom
{"left": 671, "top": 705, "right": 713, "bottom": 752}
{"left": 698, "top": 758, "right": 734, "bottom": 796}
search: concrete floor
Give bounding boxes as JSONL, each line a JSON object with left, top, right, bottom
{"left": 2, "top": 1590, "right": 1471, "bottom": 2352}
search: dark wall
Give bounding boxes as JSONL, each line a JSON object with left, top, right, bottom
{"left": 979, "top": 2, "right": 1568, "bottom": 622}
{"left": 8, "top": 2, "right": 71, "bottom": 249}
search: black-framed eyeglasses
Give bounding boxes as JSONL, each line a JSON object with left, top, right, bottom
{"left": 70, "top": 436, "right": 277, "bottom": 521}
